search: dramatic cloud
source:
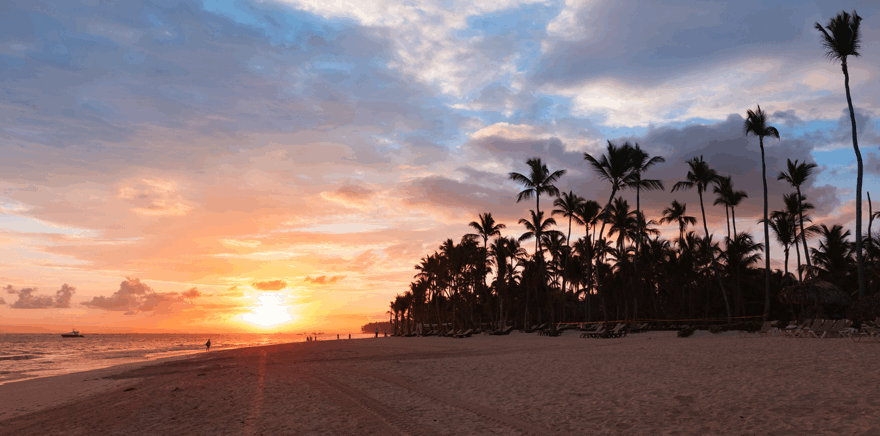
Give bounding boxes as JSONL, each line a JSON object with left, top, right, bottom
{"left": 252, "top": 280, "right": 287, "bottom": 291}
{"left": 304, "top": 275, "right": 346, "bottom": 285}
{"left": 82, "top": 278, "right": 200, "bottom": 315}
{"left": 0, "top": 297, "right": 5, "bottom": 305}
{"left": 5, "top": 284, "right": 75, "bottom": 309}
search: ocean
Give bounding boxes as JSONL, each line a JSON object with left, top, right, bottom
{"left": 0, "top": 332, "right": 375, "bottom": 385}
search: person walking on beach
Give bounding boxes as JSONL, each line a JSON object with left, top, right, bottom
{"left": 205, "top": 339, "right": 211, "bottom": 351}
{"left": 348, "top": 334, "right": 351, "bottom": 339}
{"left": 375, "top": 328, "right": 378, "bottom": 338}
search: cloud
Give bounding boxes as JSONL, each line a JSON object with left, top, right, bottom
{"left": 5, "top": 283, "right": 75, "bottom": 309}
{"left": 304, "top": 275, "right": 346, "bottom": 285}
{"left": 82, "top": 278, "right": 199, "bottom": 315}
{"left": 182, "top": 287, "right": 202, "bottom": 298}
{"left": 252, "top": 280, "right": 287, "bottom": 291}
{"left": 0, "top": 297, "right": 5, "bottom": 305}
{"left": 220, "top": 286, "right": 245, "bottom": 297}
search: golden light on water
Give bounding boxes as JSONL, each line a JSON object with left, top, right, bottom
{"left": 242, "top": 293, "right": 294, "bottom": 328}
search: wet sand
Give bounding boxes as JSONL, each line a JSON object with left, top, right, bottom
{"left": 2, "top": 330, "right": 879, "bottom": 435}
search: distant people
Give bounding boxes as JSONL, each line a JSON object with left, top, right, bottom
{"left": 375, "top": 328, "right": 379, "bottom": 338}
{"left": 205, "top": 339, "right": 211, "bottom": 351}
{"left": 384, "top": 329, "right": 387, "bottom": 337}
{"left": 348, "top": 334, "right": 351, "bottom": 339}
{"left": 337, "top": 334, "right": 340, "bottom": 340}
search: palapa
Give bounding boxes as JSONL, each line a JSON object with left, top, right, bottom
{"left": 778, "top": 279, "right": 851, "bottom": 306}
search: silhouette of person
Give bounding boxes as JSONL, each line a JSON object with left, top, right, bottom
{"left": 205, "top": 339, "right": 211, "bottom": 351}
{"left": 337, "top": 334, "right": 340, "bottom": 339}
{"left": 348, "top": 334, "right": 351, "bottom": 339}
{"left": 384, "top": 329, "right": 387, "bottom": 337}
{"left": 375, "top": 328, "right": 378, "bottom": 338}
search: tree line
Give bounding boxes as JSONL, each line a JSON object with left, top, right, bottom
{"left": 387, "top": 11, "right": 876, "bottom": 335}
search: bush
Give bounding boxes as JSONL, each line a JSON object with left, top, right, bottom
{"left": 677, "top": 326, "right": 696, "bottom": 338}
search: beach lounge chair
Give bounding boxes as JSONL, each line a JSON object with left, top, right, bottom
{"left": 738, "top": 321, "right": 775, "bottom": 338}
{"left": 581, "top": 324, "right": 606, "bottom": 338}
{"left": 804, "top": 319, "right": 834, "bottom": 338}
{"left": 454, "top": 329, "right": 473, "bottom": 338}
{"left": 821, "top": 319, "right": 851, "bottom": 338}
{"left": 607, "top": 323, "right": 628, "bottom": 338}
{"left": 793, "top": 319, "right": 822, "bottom": 338}
{"left": 491, "top": 326, "right": 514, "bottom": 335}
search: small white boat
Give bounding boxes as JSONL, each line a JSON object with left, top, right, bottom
{"left": 61, "top": 329, "right": 84, "bottom": 338}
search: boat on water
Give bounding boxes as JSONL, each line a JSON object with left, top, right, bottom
{"left": 61, "top": 329, "right": 84, "bottom": 338}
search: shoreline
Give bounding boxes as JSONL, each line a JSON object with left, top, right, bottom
{"left": 3, "top": 332, "right": 878, "bottom": 435}
{"left": 0, "top": 335, "right": 379, "bottom": 421}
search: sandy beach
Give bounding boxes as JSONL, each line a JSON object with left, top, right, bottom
{"left": 2, "top": 330, "right": 879, "bottom": 436}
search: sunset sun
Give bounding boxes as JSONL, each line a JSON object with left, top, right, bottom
{"left": 242, "top": 293, "right": 294, "bottom": 328}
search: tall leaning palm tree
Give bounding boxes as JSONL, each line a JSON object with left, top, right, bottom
{"left": 816, "top": 10, "right": 865, "bottom": 297}
{"left": 583, "top": 141, "right": 635, "bottom": 247}
{"left": 672, "top": 156, "right": 732, "bottom": 322}
{"left": 778, "top": 159, "right": 818, "bottom": 273}
{"left": 553, "top": 191, "right": 586, "bottom": 300}
{"left": 745, "top": 105, "right": 780, "bottom": 321}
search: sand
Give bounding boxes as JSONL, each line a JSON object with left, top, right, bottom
{"left": 1, "top": 330, "right": 879, "bottom": 435}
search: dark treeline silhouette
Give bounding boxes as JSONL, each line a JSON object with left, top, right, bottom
{"left": 387, "top": 10, "right": 878, "bottom": 335}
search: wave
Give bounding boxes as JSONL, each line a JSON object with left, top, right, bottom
{"left": 0, "top": 355, "right": 40, "bottom": 362}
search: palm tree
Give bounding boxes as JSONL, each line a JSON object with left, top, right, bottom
{"left": 744, "top": 105, "right": 780, "bottom": 321}
{"left": 712, "top": 176, "right": 748, "bottom": 240}
{"left": 660, "top": 200, "right": 697, "bottom": 245}
{"left": 625, "top": 144, "right": 665, "bottom": 276}
{"left": 672, "top": 156, "right": 732, "bottom": 322}
{"left": 782, "top": 192, "right": 817, "bottom": 283}
{"left": 778, "top": 159, "right": 818, "bottom": 273}
{"left": 584, "top": 141, "right": 636, "bottom": 246}
{"left": 816, "top": 10, "right": 865, "bottom": 298}
{"left": 722, "top": 232, "right": 764, "bottom": 317}
{"left": 811, "top": 224, "right": 855, "bottom": 289}
{"left": 767, "top": 211, "right": 797, "bottom": 284}
{"left": 553, "top": 191, "right": 585, "bottom": 301}
{"left": 576, "top": 200, "right": 602, "bottom": 245}
{"left": 467, "top": 212, "right": 505, "bottom": 320}
{"left": 518, "top": 209, "right": 561, "bottom": 326}
{"left": 508, "top": 158, "right": 566, "bottom": 239}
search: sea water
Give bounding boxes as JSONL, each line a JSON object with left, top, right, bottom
{"left": 0, "top": 332, "right": 375, "bottom": 385}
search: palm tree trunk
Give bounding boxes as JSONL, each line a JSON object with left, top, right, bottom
{"left": 731, "top": 207, "right": 738, "bottom": 241}
{"left": 796, "top": 187, "right": 812, "bottom": 270}
{"left": 760, "top": 138, "right": 771, "bottom": 321}
{"left": 698, "top": 189, "right": 732, "bottom": 323}
{"left": 596, "top": 189, "right": 617, "bottom": 323}
{"left": 794, "top": 236, "right": 803, "bottom": 283}
{"left": 724, "top": 206, "right": 731, "bottom": 241}
{"left": 843, "top": 63, "right": 866, "bottom": 298}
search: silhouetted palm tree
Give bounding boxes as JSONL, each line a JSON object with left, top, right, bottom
{"left": 782, "top": 192, "right": 818, "bottom": 283}
{"left": 745, "top": 105, "right": 780, "bottom": 321}
{"left": 660, "top": 200, "right": 697, "bottom": 245}
{"left": 467, "top": 212, "right": 505, "bottom": 322}
{"left": 625, "top": 144, "right": 665, "bottom": 279}
{"left": 816, "top": 10, "right": 865, "bottom": 297}
{"left": 722, "top": 232, "right": 763, "bottom": 317}
{"left": 778, "top": 159, "right": 818, "bottom": 273}
{"left": 811, "top": 224, "right": 855, "bottom": 289}
{"left": 672, "top": 156, "right": 731, "bottom": 322}
{"left": 584, "top": 141, "right": 636, "bottom": 246}
{"left": 767, "top": 211, "right": 797, "bottom": 284}
{"left": 713, "top": 176, "right": 748, "bottom": 240}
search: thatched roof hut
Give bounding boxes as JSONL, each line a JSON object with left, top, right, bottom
{"left": 778, "top": 280, "right": 852, "bottom": 306}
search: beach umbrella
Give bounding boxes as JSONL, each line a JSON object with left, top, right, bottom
{"left": 778, "top": 279, "right": 852, "bottom": 307}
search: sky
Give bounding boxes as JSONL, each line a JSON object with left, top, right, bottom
{"left": 1, "top": 0, "right": 878, "bottom": 333}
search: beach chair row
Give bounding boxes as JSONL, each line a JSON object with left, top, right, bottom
{"left": 846, "top": 317, "right": 880, "bottom": 343}
{"left": 779, "top": 319, "right": 853, "bottom": 338}
{"left": 579, "top": 323, "right": 629, "bottom": 339}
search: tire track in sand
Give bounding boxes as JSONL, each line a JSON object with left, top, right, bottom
{"left": 360, "top": 370, "right": 555, "bottom": 436}
{"left": 304, "top": 370, "right": 440, "bottom": 436}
